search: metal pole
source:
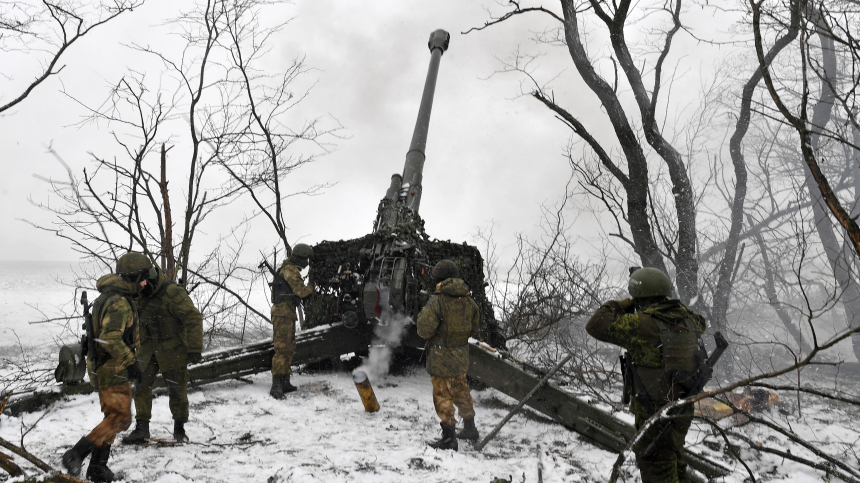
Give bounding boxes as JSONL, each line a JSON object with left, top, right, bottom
{"left": 474, "top": 353, "right": 574, "bottom": 451}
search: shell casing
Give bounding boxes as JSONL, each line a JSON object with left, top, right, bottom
{"left": 353, "top": 371, "right": 380, "bottom": 413}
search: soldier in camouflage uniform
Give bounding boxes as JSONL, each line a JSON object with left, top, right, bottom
{"left": 586, "top": 267, "right": 706, "bottom": 483}
{"left": 62, "top": 252, "right": 147, "bottom": 482}
{"left": 417, "top": 259, "right": 482, "bottom": 451}
{"left": 269, "top": 243, "right": 315, "bottom": 398}
{"left": 123, "top": 264, "right": 203, "bottom": 444}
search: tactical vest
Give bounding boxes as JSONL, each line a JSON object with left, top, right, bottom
{"left": 430, "top": 294, "right": 473, "bottom": 349}
{"left": 138, "top": 281, "right": 176, "bottom": 341}
{"left": 90, "top": 290, "right": 138, "bottom": 368}
{"left": 271, "top": 269, "right": 298, "bottom": 304}
{"left": 636, "top": 314, "right": 702, "bottom": 403}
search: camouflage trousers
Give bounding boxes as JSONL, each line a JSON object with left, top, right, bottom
{"left": 133, "top": 354, "right": 190, "bottom": 423}
{"left": 430, "top": 375, "right": 475, "bottom": 426}
{"left": 86, "top": 382, "right": 133, "bottom": 447}
{"left": 632, "top": 404, "right": 694, "bottom": 483}
{"left": 271, "top": 313, "right": 296, "bottom": 376}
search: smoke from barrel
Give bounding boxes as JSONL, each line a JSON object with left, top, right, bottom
{"left": 353, "top": 371, "right": 380, "bottom": 413}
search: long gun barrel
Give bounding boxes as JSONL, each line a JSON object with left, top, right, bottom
{"left": 378, "top": 29, "right": 450, "bottom": 229}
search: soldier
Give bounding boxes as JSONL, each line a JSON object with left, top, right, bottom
{"left": 269, "top": 243, "right": 315, "bottom": 398}
{"left": 62, "top": 252, "right": 147, "bottom": 482}
{"left": 416, "top": 259, "right": 481, "bottom": 451}
{"left": 123, "top": 262, "right": 203, "bottom": 444}
{"left": 585, "top": 267, "right": 706, "bottom": 483}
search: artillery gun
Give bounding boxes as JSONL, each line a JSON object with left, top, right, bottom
{"left": 6, "top": 30, "right": 729, "bottom": 481}
{"left": 301, "top": 29, "right": 506, "bottom": 350}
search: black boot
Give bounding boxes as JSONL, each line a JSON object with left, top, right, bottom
{"left": 174, "top": 420, "right": 189, "bottom": 443}
{"left": 61, "top": 437, "right": 95, "bottom": 477}
{"left": 428, "top": 423, "right": 458, "bottom": 451}
{"left": 121, "top": 419, "right": 150, "bottom": 445}
{"left": 283, "top": 374, "right": 298, "bottom": 393}
{"left": 86, "top": 444, "right": 115, "bottom": 483}
{"left": 270, "top": 374, "right": 285, "bottom": 399}
{"left": 457, "top": 417, "right": 480, "bottom": 442}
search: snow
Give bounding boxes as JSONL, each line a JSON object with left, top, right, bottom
{"left": 1, "top": 369, "right": 620, "bottom": 482}
{"left": 4, "top": 362, "right": 860, "bottom": 481}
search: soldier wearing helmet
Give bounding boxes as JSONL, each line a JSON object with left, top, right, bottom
{"left": 123, "top": 255, "right": 203, "bottom": 445}
{"left": 63, "top": 252, "right": 147, "bottom": 482}
{"left": 586, "top": 267, "right": 706, "bottom": 483}
{"left": 268, "top": 243, "right": 316, "bottom": 398}
{"left": 416, "top": 259, "right": 482, "bottom": 451}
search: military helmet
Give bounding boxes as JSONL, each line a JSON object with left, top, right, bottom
{"left": 116, "top": 252, "right": 155, "bottom": 282}
{"left": 628, "top": 267, "right": 672, "bottom": 299}
{"left": 292, "top": 243, "right": 313, "bottom": 258}
{"left": 432, "top": 259, "right": 459, "bottom": 282}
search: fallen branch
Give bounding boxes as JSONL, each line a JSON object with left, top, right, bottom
{"left": 749, "top": 382, "right": 860, "bottom": 406}
{"left": 0, "top": 435, "right": 53, "bottom": 473}
{"left": 719, "top": 397, "right": 860, "bottom": 480}
{"left": 145, "top": 437, "right": 270, "bottom": 448}
{"left": 0, "top": 449, "right": 24, "bottom": 476}
{"left": 0, "top": 435, "right": 88, "bottom": 482}
{"left": 727, "top": 430, "right": 860, "bottom": 483}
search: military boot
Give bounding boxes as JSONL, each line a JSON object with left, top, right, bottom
{"left": 174, "top": 420, "right": 189, "bottom": 443}
{"left": 457, "top": 417, "right": 480, "bottom": 442}
{"left": 283, "top": 374, "right": 298, "bottom": 393}
{"left": 428, "top": 423, "right": 458, "bottom": 451}
{"left": 61, "top": 437, "right": 95, "bottom": 477}
{"left": 270, "top": 374, "right": 285, "bottom": 399}
{"left": 86, "top": 444, "right": 115, "bottom": 483}
{"left": 121, "top": 420, "right": 150, "bottom": 445}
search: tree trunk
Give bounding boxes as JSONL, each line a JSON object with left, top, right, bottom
{"left": 800, "top": 4, "right": 860, "bottom": 363}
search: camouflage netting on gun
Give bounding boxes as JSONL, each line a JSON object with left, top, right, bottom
{"left": 304, "top": 207, "right": 505, "bottom": 349}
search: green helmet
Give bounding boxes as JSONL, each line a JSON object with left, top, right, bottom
{"left": 116, "top": 252, "right": 154, "bottom": 282}
{"left": 432, "top": 259, "right": 459, "bottom": 282}
{"left": 292, "top": 243, "right": 314, "bottom": 258}
{"left": 628, "top": 267, "right": 672, "bottom": 299}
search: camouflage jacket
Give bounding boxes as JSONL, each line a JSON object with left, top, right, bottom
{"left": 90, "top": 274, "right": 140, "bottom": 389}
{"left": 271, "top": 260, "right": 315, "bottom": 318}
{"left": 586, "top": 298, "right": 706, "bottom": 410}
{"left": 417, "top": 278, "right": 480, "bottom": 378}
{"left": 136, "top": 267, "right": 203, "bottom": 368}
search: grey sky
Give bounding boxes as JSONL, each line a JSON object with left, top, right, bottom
{"left": 0, "top": 0, "right": 586, "bottom": 264}
{"left": 0, "top": 0, "right": 735, "bottom": 269}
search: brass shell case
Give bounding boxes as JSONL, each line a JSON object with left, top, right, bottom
{"left": 353, "top": 371, "right": 380, "bottom": 413}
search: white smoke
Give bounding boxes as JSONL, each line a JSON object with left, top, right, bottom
{"left": 355, "top": 310, "right": 412, "bottom": 381}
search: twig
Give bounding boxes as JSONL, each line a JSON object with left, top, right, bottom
{"left": 749, "top": 382, "right": 860, "bottom": 406}
{"left": 145, "top": 437, "right": 269, "bottom": 448}
{"left": 697, "top": 416, "right": 756, "bottom": 481}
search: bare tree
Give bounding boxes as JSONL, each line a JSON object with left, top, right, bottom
{"left": 26, "top": 0, "right": 335, "bottom": 346}
{"left": 750, "top": 0, "right": 860, "bottom": 360}
{"left": 0, "top": 0, "right": 144, "bottom": 113}
{"left": 466, "top": 1, "right": 720, "bottom": 319}
{"left": 212, "top": 0, "right": 340, "bottom": 255}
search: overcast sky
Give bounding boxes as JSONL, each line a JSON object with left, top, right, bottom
{"left": 0, "top": 0, "right": 731, "bottom": 268}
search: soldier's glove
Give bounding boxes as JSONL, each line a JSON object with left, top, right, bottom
{"left": 188, "top": 352, "right": 203, "bottom": 364}
{"left": 618, "top": 298, "right": 634, "bottom": 312}
{"left": 606, "top": 298, "right": 635, "bottom": 314}
{"left": 126, "top": 363, "right": 144, "bottom": 383}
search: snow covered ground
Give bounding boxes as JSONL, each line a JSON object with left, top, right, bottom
{"left": 2, "top": 368, "right": 617, "bottom": 483}
{"left": 3, "top": 365, "right": 859, "bottom": 482}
